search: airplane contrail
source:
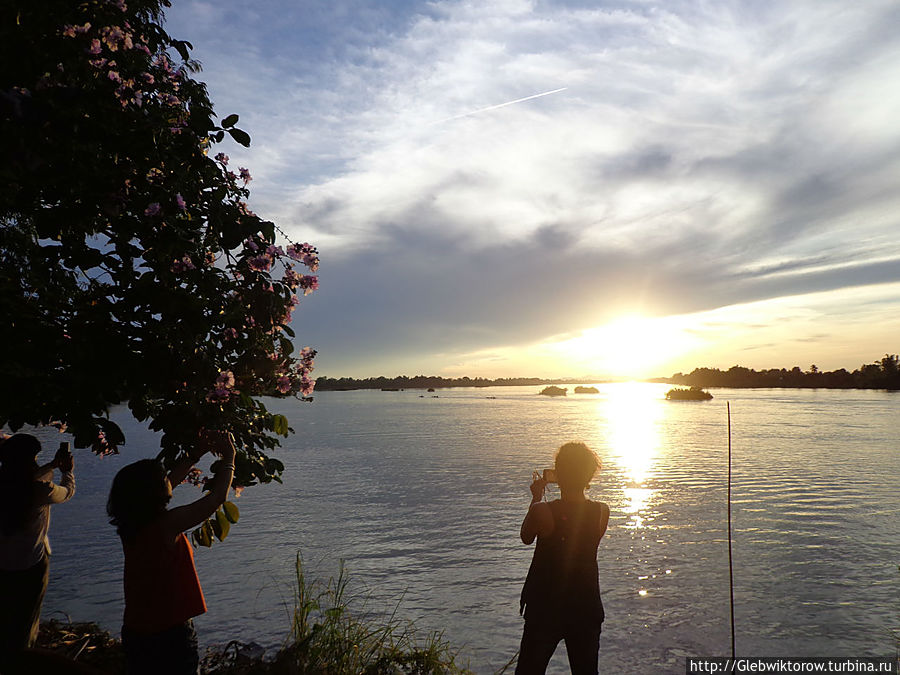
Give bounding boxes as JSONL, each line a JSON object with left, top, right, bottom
{"left": 430, "top": 87, "right": 568, "bottom": 125}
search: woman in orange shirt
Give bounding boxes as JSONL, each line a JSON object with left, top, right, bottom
{"left": 107, "top": 430, "right": 235, "bottom": 675}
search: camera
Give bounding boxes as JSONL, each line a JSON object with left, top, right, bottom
{"left": 542, "top": 468, "right": 557, "bottom": 484}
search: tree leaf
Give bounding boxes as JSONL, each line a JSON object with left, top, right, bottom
{"left": 222, "top": 501, "right": 240, "bottom": 524}
{"left": 221, "top": 114, "right": 239, "bottom": 129}
{"left": 227, "top": 128, "right": 251, "bottom": 147}
{"left": 212, "top": 509, "right": 231, "bottom": 541}
{"left": 201, "top": 519, "right": 215, "bottom": 546}
{"left": 273, "top": 414, "right": 289, "bottom": 436}
{"left": 194, "top": 523, "right": 212, "bottom": 547}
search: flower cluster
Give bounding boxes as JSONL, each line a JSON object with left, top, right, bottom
{"left": 171, "top": 256, "right": 194, "bottom": 274}
{"left": 92, "top": 430, "right": 118, "bottom": 457}
{"left": 206, "top": 370, "right": 237, "bottom": 403}
{"left": 273, "top": 347, "right": 317, "bottom": 398}
{"left": 60, "top": 17, "right": 181, "bottom": 111}
{"left": 286, "top": 242, "right": 319, "bottom": 272}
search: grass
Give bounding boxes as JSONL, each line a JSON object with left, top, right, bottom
{"left": 202, "top": 553, "right": 476, "bottom": 674}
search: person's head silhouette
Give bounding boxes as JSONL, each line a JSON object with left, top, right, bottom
{"left": 107, "top": 459, "right": 172, "bottom": 543}
{"left": 554, "top": 441, "right": 600, "bottom": 494}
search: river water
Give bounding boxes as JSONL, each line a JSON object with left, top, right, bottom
{"left": 27, "top": 384, "right": 900, "bottom": 673}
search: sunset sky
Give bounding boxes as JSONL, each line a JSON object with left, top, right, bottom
{"left": 165, "top": 0, "right": 900, "bottom": 379}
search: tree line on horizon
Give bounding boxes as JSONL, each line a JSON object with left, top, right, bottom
{"left": 314, "top": 375, "right": 571, "bottom": 390}
{"left": 315, "top": 352, "right": 900, "bottom": 391}
{"left": 667, "top": 353, "right": 899, "bottom": 390}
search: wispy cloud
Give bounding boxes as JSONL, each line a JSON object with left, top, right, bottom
{"left": 165, "top": 0, "right": 900, "bottom": 374}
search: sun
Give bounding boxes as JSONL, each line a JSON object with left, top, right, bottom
{"left": 551, "top": 314, "right": 699, "bottom": 378}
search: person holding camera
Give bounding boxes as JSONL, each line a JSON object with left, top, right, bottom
{"left": 0, "top": 434, "right": 76, "bottom": 662}
{"left": 517, "top": 441, "right": 610, "bottom": 675}
{"left": 107, "top": 429, "right": 235, "bottom": 675}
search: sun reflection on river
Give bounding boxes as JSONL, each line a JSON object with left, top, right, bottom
{"left": 598, "top": 382, "right": 666, "bottom": 528}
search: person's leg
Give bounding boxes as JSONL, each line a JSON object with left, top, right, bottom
{"left": 25, "top": 554, "right": 50, "bottom": 647}
{"left": 562, "top": 620, "right": 601, "bottom": 675}
{"left": 0, "top": 554, "right": 50, "bottom": 657}
{"left": 123, "top": 621, "right": 199, "bottom": 675}
{"left": 515, "top": 618, "right": 562, "bottom": 675}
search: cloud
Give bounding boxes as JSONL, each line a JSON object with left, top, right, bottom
{"left": 165, "top": 0, "right": 900, "bottom": 374}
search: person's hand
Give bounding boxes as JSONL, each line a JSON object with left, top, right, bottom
{"left": 530, "top": 473, "right": 547, "bottom": 503}
{"left": 57, "top": 446, "right": 74, "bottom": 473}
{"left": 199, "top": 429, "right": 235, "bottom": 462}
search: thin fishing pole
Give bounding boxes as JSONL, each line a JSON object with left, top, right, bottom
{"left": 727, "top": 401, "right": 736, "bottom": 658}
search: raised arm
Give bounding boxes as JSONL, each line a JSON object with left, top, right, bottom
{"left": 520, "top": 475, "right": 553, "bottom": 544}
{"left": 163, "top": 431, "right": 236, "bottom": 535}
{"left": 40, "top": 448, "right": 75, "bottom": 504}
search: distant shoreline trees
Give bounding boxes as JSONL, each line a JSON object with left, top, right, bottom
{"left": 315, "top": 353, "right": 900, "bottom": 391}
{"left": 667, "top": 353, "right": 899, "bottom": 390}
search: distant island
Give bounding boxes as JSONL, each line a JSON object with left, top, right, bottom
{"left": 539, "top": 385, "right": 567, "bottom": 397}
{"left": 665, "top": 386, "right": 713, "bottom": 401}
{"left": 314, "top": 353, "right": 899, "bottom": 392}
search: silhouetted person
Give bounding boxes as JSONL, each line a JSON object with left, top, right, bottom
{"left": 107, "top": 430, "right": 235, "bottom": 675}
{"left": 517, "top": 442, "right": 610, "bottom": 675}
{"left": 0, "top": 434, "right": 75, "bottom": 664}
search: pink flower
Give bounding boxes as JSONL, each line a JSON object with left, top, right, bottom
{"left": 247, "top": 255, "right": 271, "bottom": 272}
{"left": 87, "top": 39, "right": 102, "bottom": 55}
{"left": 171, "top": 256, "right": 194, "bottom": 273}
{"left": 232, "top": 485, "right": 244, "bottom": 498}
{"left": 141, "top": 72, "right": 154, "bottom": 85}
{"left": 243, "top": 238, "right": 258, "bottom": 252}
{"left": 136, "top": 44, "right": 151, "bottom": 55}
{"left": 276, "top": 376, "right": 292, "bottom": 394}
{"left": 205, "top": 250, "right": 216, "bottom": 265}
{"left": 223, "top": 327, "right": 238, "bottom": 340}
{"left": 215, "top": 153, "right": 229, "bottom": 165}
{"left": 286, "top": 243, "right": 319, "bottom": 272}
{"left": 108, "top": 70, "right": 121, "bottom": 83}
{"left": 144, "top": 202, "right": 161, "bottom": 216}
{"left": 239, "top": 167, "right": 252, "bottom": 183}
{"left": 62, "top": 25, "right": 77, "bottom": 38}
{"left": 265, "top": 244, "right": 283, "bottom": 257}
{"left": 205, "top": 387, "right": 232, "bottom": 403}
{"left": 283, "top": 268, "right": 301, "bottom": 290}
{"left": 301, "top": 379, "right": 316, "bottom": 397}
{"left": 216, "top": 371, "right": 235, "bottom": 389}
{"left": 299, "top": 275, "right": 319, "bottom": 296}
{"left": 175, "top": 193, "right": 186, "bottom": 210}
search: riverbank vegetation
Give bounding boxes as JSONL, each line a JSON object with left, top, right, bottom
{"left": 33, "top": 556, "right": 475, "bottom": 674}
